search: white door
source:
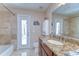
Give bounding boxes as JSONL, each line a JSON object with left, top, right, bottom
{"left": 17, "top": 15, "right": 30, "bottom": 49}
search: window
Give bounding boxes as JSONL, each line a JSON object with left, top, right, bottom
{"left": 17, "top": 15, "right": 30, "bottom": 49}
{"left": 21, "top": 19, "right": 27, "bottom": 45}
{"left": 56, "top": 22, "right": 60, "bottom": 35}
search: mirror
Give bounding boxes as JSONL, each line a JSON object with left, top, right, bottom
{"left": 51, "top": 3, "right": 79, "bottom": 39}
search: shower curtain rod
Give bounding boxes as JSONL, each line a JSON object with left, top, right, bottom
{"left": 1, "top": 3, "right": 15, "bottom": 16}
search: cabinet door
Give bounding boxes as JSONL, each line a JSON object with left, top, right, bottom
{"left": 41, "top": 47, "right": 47, "bottom": 56}
{"left": 39, "top": 39, "right": 56, "bottom": 56}
{"left": 42, "top": 43, "right": 53, "bottom": 56}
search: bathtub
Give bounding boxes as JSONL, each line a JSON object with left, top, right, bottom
{"left": 0, "top": 45, "right": 14, "bottom": 56}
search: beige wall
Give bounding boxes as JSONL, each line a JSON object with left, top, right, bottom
{"left": 0, "top": 9, "right": 45, "bottom": 48}
{"left": 68, "top": 17, "right": 79, "bottom": 38}
{"left": 62, "top": 17, "right": 79, "bottom": 38}
{"left": 0, "top": 11, "right": 16, "bottom": 44}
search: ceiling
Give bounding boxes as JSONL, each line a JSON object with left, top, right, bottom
{"left": 54, "top": 3, "right": 79, "bottom": 17}
{"left": 2, "top": 3, "right": 79, "bottom": 17}
{"left": 0, "top": 3, "right": 51, "bottom": 12}
{"left": 1, "top": 3, "right": 79, "bottom": 17}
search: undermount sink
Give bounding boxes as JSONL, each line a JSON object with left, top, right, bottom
{"left": 47, "top": 40, "right": 64, "bottom": 45}
{"left": 47, "top": 40, "right": 64, "bottom": 52}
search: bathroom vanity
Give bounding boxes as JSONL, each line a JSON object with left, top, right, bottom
{"left": 39, "top": 36, "right": 79, "bottom": 56}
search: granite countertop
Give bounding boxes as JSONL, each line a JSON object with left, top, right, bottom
{"left": 40, "top": 36, "right": 79, "bottom": 56}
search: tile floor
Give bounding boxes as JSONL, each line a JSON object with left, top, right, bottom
{"left": 11, "top": 48, "right": 39, "bottom": 56}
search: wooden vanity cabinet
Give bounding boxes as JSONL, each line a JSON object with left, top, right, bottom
{"left": 39, "top": 38, "right": 56, "bottom": 56}
{"left": 39, "top": 39, "right": 42, "bottom": 56}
